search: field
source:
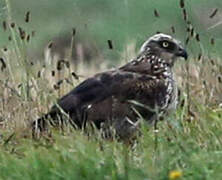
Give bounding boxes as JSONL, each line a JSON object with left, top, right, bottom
{"left": 0, "top": 0, "right": 222, "bottom": 179}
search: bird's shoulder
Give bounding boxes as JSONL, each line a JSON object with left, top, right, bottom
{"left": 119, "top": 53, "right": 170, "bottom": 76}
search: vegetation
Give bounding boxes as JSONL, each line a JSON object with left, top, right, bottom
{"left": 0, "top": 0, "right": 222, "bottom": 179}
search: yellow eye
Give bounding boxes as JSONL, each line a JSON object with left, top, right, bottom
{"left": 162, "top": 41, "right": 169, "bottom": 48}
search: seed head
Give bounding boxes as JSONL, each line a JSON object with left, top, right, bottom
{"left": 180, "top": 0, "right": 185, "bottom": 8}
{"left": 209, "top": 8, "right": 218, "bottom": 18}
{"left": 2, "top": 21, "right": 7, "bottom": 31}
{"left": 25, "top": 11, "right": 30, "bottom": 23}
{"left": 107, "top": 40, "right": 113, "bottom": 49}
{"left": 154, "top": 9, "right": 160, "bottom": 17}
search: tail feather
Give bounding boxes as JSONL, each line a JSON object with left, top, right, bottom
{"left": 32, "top": 106, "right": 88, "bottom": 137}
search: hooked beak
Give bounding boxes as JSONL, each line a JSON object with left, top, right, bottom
{"left": 176, "top": 47, "right": 188, "bottom": 60}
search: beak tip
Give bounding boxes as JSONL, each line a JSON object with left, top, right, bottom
{"left": 184, "top": 52, "right": 188, "bottom": 60}
{"left": 184, "top": 53, "right": 188, "bottom": 60}
{"left": 178, "top": 48, "right": 188, "bottom": 60}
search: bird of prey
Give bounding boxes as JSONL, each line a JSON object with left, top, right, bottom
{"left": 33, "top": 33, "right": 188, "bottom": 139}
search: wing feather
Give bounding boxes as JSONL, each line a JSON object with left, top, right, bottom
{"left": 34, "top": 68, "right": 157, "bottom": 131}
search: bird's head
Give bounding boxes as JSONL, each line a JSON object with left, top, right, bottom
{"left": 140, "top": 33, "right": 188, "bottom": 67}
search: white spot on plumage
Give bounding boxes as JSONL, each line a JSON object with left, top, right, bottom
{"left": 131, "top": 60, "right": 137, "bottom": 65}
{"left": 159, "top": 63, "right": 164, "bottom": 68}
{"left": 87, "top": 104, "right": 92, "bottom": 109}
{"left": 163, "top": 71, "right": 170, "bottom": 77}
{"left": 154, "top": 65, "right": 158, "bottom": 69}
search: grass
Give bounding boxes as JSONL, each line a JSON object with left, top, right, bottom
{"left": 0, "top": 103, "right": 222, "bottom": 180}
{"left": 0, "top": 0, "right": 222, "bottom": 179}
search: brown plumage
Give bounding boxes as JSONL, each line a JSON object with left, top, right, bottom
{"left": 33, "top": 33, "right": 188, "bottom": 139}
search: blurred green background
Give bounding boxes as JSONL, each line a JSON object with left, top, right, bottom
{"left": 0, "top": 0, "right": 222, "bottom": 61}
